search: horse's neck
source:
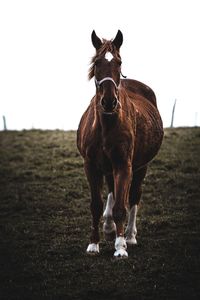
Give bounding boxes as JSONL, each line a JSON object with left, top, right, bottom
{"left": 100, "top": 113, "right": 119, "bottom": 133}
{"left": 118, "top": 88, "right": 135, "bottom": 121}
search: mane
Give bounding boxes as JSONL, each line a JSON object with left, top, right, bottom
{"left": 88, "top": 39, "right": 121, "bottom": 80}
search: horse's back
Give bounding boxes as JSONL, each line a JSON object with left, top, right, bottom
{"left": 120, "top": 79, "right": 157, "bottom": 107}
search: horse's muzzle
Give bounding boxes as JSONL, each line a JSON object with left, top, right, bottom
{"left": 100, "top": 97, "right": 119, "bottom": 113}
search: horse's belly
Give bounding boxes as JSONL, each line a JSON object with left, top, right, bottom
{"left": 134, "top": 112, "right": 163, "bottom": 167}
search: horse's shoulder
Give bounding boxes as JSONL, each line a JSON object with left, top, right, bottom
{"left": 120, "top": 79, "right": 157, "bottom": 107}
{"left": 77, "top": 97, "right": 101, "bottom": 157}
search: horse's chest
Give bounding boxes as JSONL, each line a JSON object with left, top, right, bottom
{"left": 100, "top": 139, "right": 133, "bottom": 171}
{"left": 85, "top": 129, "right": 133, "bottom": 172}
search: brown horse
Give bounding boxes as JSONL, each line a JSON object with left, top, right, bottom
{"left": 77, "top": 30, "right": 163, "bottom": 258}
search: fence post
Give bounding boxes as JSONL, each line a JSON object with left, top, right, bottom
{"left": 170, "top": 99, "right": 177, "bottom": 128}
{"left": 3, "top": 116, "right": 7, "bottom": 131}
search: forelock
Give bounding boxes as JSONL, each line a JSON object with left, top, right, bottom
{"left": 88, "top": 39, "right": 121, "bottom": 80}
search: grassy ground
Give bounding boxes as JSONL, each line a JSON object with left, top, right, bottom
{"left": 0, "top": 127, "right": 200, "bottom": 300}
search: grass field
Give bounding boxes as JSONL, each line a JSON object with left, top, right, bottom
{"left": 0, "top": 127, "right": 200, "bottom": 299}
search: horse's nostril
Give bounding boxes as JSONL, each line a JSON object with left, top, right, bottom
{"left": 101, "top": 97, "right": 118, "bottom": 111}
{"left": 101, "top": 98, "right": 106, "bottom": 108}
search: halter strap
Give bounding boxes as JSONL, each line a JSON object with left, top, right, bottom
{"left": 95, "top": 77, "right": 118, "bottom": 89}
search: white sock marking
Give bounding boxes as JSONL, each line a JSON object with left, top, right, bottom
{"left": 114, "top": 236, "right": 128, "bottom": 258}
{"left": 126, "top": 205, "right": 138, "bottom": 244}
{"left": 103, "top": 193, "right": 116, "bottom": 239}
{"left": 103, "top": 193, "right": 115, "bottom": 219}
{"left": 86, "top": 243, "right": 99, "bottom": 254}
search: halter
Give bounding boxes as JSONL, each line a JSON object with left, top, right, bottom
{"left": 95, "top": 76, "right": 122, "bottom": 110}
{"left": 95, "top": 77, "right": 118, "bottom": 90}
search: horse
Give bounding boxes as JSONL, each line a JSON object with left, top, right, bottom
{"left": 77, "top": 30, "right": 163, "bottom": 258}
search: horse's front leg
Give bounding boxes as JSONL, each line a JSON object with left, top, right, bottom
{"left": 84, "top": 160, "right": 103, "bottom": 255}
{"left": 113, "top": 163, "right": 132, "bottom": 258}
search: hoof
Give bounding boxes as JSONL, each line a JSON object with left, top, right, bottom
{"left": 126, "top": 236, "right": 137, "bottom": 245}
{"left": 114, "top": 236, "right": 128, "bottom": 258}
{"left": 114, "top": 248, "right": 128, "bottom": 258}
{"left": 86, "top": 243, "right": 99, "bottom": 255}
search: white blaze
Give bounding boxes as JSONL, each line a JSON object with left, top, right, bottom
{"left": 105, "top": 52, "right": 114, "bottom": 62}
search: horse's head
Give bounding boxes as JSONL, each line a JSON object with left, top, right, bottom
{"left": 89, "top": 30, "right": 123, "bottom": 114}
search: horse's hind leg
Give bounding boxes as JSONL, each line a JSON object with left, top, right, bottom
{"left": 125, "top": 166, "right": 147, "bottom": 245}
{"left": 84, "top": 161, "right": 103, "bottom": 254}
{"left": 103, "top": 174, "right": 116, "bottom": 241}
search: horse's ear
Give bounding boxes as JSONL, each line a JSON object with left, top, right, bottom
{"left": 112, "top": 30, "right": 123, "bottom": 50}
{"left": 91, "top": 30, "right": 102, "bottom": 50}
